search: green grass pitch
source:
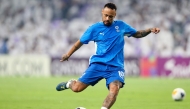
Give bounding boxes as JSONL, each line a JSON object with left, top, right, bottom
{"left": 0, "top": 77, "right": 189, "bottom": 109}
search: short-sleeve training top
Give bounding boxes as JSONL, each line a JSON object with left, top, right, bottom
{"left": 80, "top": 20, "right": 137, "bottom": 68}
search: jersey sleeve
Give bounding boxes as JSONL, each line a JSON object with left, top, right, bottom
{"left": 123, "top": 21, "right": 137, "bottom": 37}
{"left": 80, "top": 26, "right": 95, "bottom": 44}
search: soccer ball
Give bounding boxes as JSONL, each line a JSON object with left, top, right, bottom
{"left": 75, "top": 107, "right": 86, "bottom": 109}
{"left": 172, "top": 88, "right": 186, "bottom": 101}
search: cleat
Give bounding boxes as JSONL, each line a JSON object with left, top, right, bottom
{"left": 56, "top": 79, "right": 76, "bottom": 91}
{"left": 56, "top": 82, "right": 68, "bottom": 91}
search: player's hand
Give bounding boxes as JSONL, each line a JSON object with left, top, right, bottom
{"left": 60, "top": 54, "right": 70, "bottom": 62}
{"left": 151, "top": 28, "right": 160, "bottom": 34}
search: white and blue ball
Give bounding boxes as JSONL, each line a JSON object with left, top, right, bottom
{"left": 172, "top": 88, "right": 186, "bottom": 101}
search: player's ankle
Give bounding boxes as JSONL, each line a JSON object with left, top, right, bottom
{"left": 66, "top": 81, "right": 71, "bottom": 88}
{"left": 66, "top": 79, "right": 76, "bottom": 88}
{"left": 101, "top": 107, "right": 108, "bottom": 109}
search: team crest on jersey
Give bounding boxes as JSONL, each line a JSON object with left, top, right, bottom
{"left": 115, "top": 26, "right": 120, "bottom": 32}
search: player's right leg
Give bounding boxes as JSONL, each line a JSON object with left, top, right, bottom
{"left": 69, "top": 80, "right": 89, "bottom": 92}
{"left": 56, "top": 63, "right": 103, "bottom": 92}
{"left": 56, "top": 80, "right": 89, "bottom": 92}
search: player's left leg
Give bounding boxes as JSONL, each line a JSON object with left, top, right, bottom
{"left": 101, "top": 80, "right": 122, "bottom": 109}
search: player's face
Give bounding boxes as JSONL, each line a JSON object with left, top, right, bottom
{"left": 102, "top": 7, "right": 116, "bottom": 26}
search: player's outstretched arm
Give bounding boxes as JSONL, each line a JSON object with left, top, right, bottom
{"left": 133, "top": 27, "right": 160, "bottom": 38}
{"left": 60, "top": 40, "right": 83, "bottom": 62}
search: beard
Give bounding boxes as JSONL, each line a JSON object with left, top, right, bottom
{"left": 103, "top": 21, "right": 112, "bottom": 26}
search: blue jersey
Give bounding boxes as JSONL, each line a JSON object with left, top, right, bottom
{"left": 80, "top": 20, "right": 137, "bottom": 68}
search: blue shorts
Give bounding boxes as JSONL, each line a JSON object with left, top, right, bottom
{"left": 78, "top": 63, "right": 125, "bottom": 89}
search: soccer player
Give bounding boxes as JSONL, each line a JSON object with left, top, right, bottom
{"left": 56, "top": 3, "right": 160, "bottom": 109}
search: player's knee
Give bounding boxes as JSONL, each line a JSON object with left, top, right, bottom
{"left": 109, "top": 87, "right": 119, "bottom": 97}
{"left": 108, "top": 89, "right": 119, "bottom": 100}
{"left": 109, "top": 81, "right": 121, "bottom": 95}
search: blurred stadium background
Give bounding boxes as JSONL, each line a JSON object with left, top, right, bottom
{"left": 0, "top": 0, "right": 190, "bottom": 78}
{"left": 0, "top": 0, "right": 190, "bottom": 109}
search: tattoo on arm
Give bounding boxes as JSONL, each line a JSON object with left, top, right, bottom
{"left": 133, "top": 29, "right": 151, "bottom": 38}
